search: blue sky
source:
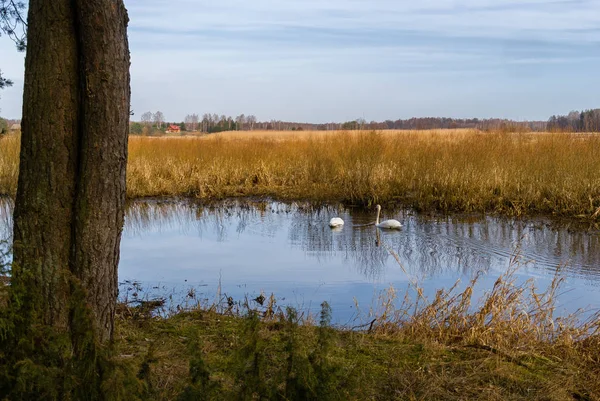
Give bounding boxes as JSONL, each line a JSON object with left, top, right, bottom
{"left": 1, "top": 0, "right": 599, "bottom": 122}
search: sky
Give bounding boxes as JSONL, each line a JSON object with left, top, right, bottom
{"left": 1, "top": 0, "right": 599, "bottom": 122}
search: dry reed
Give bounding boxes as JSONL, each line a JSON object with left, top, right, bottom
{"left": 0, "top": 134, "right": 18, "bottom": 196}
{"left": 2, "top": 129, "right": 600, "bottom": 217}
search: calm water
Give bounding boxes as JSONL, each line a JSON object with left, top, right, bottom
{"left": 2, "top": 198, "right": 600, "bottom": 323}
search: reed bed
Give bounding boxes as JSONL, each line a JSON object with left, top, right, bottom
{"left": 2, "top": 129, "right": 600, "bottom": 217}
{"left": 127, "top": 129, "right": 600, "bottom": 217}
{"left": 0, "top": 134, "right": 18, "bottom": 196}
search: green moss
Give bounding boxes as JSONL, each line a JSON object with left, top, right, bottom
{"left": 0, "top": 269, "right": 143, "bottom": 400}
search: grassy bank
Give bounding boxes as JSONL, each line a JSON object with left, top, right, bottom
{"left": 2, "top": 129, "right": 600, "bottom": 217}
{"left": 114, "top": 265, "right": 600, "bottom": 400}
{"left": 1, "top": 263, "right": 599, "bottom": 400}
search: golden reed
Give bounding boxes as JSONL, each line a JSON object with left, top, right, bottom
{"left": 1, "top": 129, "right": 600, "bottom": 217}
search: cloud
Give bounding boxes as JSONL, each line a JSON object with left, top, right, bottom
{"left": 128, "top": 0, "right": 600, "bottom": 42}
{"left": 2, "top": 0, "right": 599, "bottom": 121}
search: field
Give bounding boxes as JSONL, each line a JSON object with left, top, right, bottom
{"left": 2, "top": 129, "right": 600, "bottom": 217}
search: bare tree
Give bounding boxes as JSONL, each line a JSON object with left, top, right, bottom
{"left": 247, "top": 114, "right": 256, "bottom": 130}
{"left": 235, "top": 114, "right": 245, "bottom": 130}
{"left": 356, "top": 117, "right": 367, "bottom": 130}
{"left": 153, "top": 110, "right": 164, "bottom": 128}
{"left": 141, "top": 111, "right": 153, "bottom": 126}
{"left": 201, "top": 113, "right": 211, "bottom": 131}
{"left": 185, "top": 113, "right": 199, "bottom": 131}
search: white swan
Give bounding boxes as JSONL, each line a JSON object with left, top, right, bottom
{"left": 375, "top": 205, "right": 402, "bottom": 229}
{"left": 329, "top": 217, "right": 344, "bottom": 228}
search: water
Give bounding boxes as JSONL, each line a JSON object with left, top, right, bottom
{"left": 2, "top": 198, "right": 600, "bottom": 323}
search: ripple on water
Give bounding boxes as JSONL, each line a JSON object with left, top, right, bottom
{"left": 1, "top": 197, "right": 600, "bottom": 320}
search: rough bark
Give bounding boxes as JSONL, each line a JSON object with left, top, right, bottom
{"left": 12, "top": 0, "right": 80, "bottom": 333}
{"left": 73, "top": 0, "right": 130, "bottom": 343}
{"left": 12, "top": 0, "right": 130, "bottom": 343}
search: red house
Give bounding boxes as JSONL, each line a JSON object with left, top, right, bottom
{"left": 166, "top": 124, "right": 181, "bottom": 133}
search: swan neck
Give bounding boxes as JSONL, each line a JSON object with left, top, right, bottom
{"left": 376, "top": 207, "right": 380, "bottom": 225}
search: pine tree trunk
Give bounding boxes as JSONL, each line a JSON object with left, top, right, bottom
{"left": 12, "top": 0, "right": 130, "bottom": 344}
{"left": 72, "top": 0, "right": 131, "bottom": 344}
{"left": 13, "top": 0, "right": 80, "bottom": 336}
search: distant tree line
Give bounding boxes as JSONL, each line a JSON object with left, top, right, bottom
{"left": 128, "top": 109, "right": 600, "bottom": 135}
{"left": 0, "top": 117, "right": 7, "bottom": 134}
{"left": 337, "top": 117, "right": 546, "bottom": 132}
{"left": 130, "top": 111, "right": 259, "bottom": 135}
{"left": 0, "top": 117, "right": 20, "bottom": 135}
{"left": 547, "top": 109, "right": 600, "bottom": 132}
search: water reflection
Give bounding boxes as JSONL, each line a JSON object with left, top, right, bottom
{"left": 0, "top": 197, "right": 12, "bottom": 241}
{"left": 123, "top": 199, "right": 600, "bottom": 282}
{"left": 1, "top": 197, "right": 600, "bottom": 320}
{"left": 0, "top": 198, "right": 12, "bottom": 267}
{"left": 120, "top": 199, "right": 600, "bottom": 320}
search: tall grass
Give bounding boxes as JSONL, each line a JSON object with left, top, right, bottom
{"left": 2, "top": 129, "right": 600, "bottom": 216}
{"left": 0, "top": 134, "right": 18, "bottom": 196}
{"left": 126, "top": 129, "right": 600, "bottom": 216}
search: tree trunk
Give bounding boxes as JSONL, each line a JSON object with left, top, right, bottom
{"left": 72, "top": 0, "right": 131, "bottom": 344}
{"left": 12, "top": 0, "right": 130, "bottom": 344}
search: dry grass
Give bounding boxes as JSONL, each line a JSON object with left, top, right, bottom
{"left": 2, "top": 129, "right": 600, "bottom": 217}
{"left": 126, "top": 129, "right": 600, "bottom": 217}
{"left": 114, "top": 255, "right": 600, "bottom": 400}
{"left": 0, "top": 134, "right": 18, "bottom": 196}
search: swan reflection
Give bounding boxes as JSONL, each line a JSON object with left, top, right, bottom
{"left": 1, "top": 197, "right": 600, "bottom": 320}
{"left": 122, "top": 199, "right": 600, "bottom": 282}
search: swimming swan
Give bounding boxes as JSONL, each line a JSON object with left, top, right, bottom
{"left": 329, "top": 217, "right": 344, "bottom": 228}
{"left": 375, "top": 205, "right": 402, "bottom": 229}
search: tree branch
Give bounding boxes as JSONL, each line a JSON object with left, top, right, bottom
{"left": 0, "top": 0, "right": 27, "bottom": 49}
{"left": 9, "top": 0, "right": 27, "bottom": 27}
